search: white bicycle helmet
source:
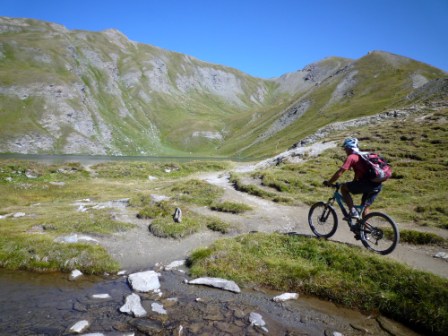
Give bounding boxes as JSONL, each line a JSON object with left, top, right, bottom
{"left": 342, "top": 137, "right": 359, "bottom": 149}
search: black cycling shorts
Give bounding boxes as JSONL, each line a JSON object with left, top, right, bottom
{"left": 345, "top": 179, "right": 382, "bottom": 207}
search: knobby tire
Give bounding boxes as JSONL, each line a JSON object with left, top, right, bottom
{"left": 359, "top": 212, "right": 399, "bottom": 255}
{"left": 308, "top": 202, "right": 338, "bottom": 238}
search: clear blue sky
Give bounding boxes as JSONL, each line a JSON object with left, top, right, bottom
{"left": 2, "top": 0, "right": 447, "bottom": 78}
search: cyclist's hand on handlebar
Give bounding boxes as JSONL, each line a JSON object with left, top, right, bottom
{"left": 323, "top": 180, "right": 331, "bottom": 187}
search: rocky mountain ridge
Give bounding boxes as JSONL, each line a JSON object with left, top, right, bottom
{"left": 0, "top": 17, "right": 446, "bottom": 158}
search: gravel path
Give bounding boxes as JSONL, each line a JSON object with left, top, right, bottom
{"left": 99, "top": 169, "right": 448, "bottom": 279}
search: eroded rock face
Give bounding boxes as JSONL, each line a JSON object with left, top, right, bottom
{"left": 0, "top": 18, "right": 272, "bottom": 156}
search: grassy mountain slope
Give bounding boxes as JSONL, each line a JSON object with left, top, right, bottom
{"left": 230, "top": 52, "right": 447, "bottom": 158}
{"left": 0, "top": 17, "right": 276, "bottom": 156}
{"left": 246, "top": 100, "right": 448, "bottom": 229}
{"left": 0, "top": 17, "right": 446, "bottom": 158}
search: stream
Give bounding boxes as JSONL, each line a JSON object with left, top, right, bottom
{"left": 0, "top": 267, "right": 421, "bottom": 336}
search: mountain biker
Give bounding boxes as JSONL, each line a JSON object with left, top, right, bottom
{"left": 323, "top": 137, "right": 382, "bottom": 219}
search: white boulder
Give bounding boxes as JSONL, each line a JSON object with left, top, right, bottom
{"left": 164, "top": 260, "right": 186, "bottom": 270}
{"left": 69, "top": 269, "right": 83, "bottom": 281}
{"left": 91, "top": 293, "right": 111, "bottom": 299}
{"left": 188, "top": 277, "right": 240, "bottom": 293}
{"left": 119, "top": 293, "right": 147, "bottom": 317}
{"left": 69, "top": 320, "right": 89, "bottom": 333}
{"left": 128, "top": 270, "right": 161, "bottom": 292}
{"left": 151, "top": 302, "right": 167, "bottom": 315}
{"left": 249, "top": 312, "right": 268, "bottom": 332}
{"left": 272, "top": 292, "right": 299, "bottom": 302}
{"left": 434, "top": 252, "right": 448, "bottom": 260}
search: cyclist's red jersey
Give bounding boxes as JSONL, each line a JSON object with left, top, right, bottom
{"left": 341, "top": 154, "right": 368, "bottom": 180}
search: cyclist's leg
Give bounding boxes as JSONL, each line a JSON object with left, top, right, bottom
{"left": 361, "top": 183, "right": 382, "bottom": 217}
{"left": 343, "top": 180, "right": 367, "bottom": 211}
{"left": 340, "top": 183, "right": 355, "bottom": 210}
{"left": 363, "top": 206, "right": 371, "bottom": 217}
{"left": 345, "top": 180, "right": 381, "bottom": 218}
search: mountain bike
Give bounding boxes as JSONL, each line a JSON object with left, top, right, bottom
{"left": 308, "top": 183, "right": 399, "bottom": 255}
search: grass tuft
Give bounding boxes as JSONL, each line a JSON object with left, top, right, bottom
{"left": 206, "top": 217, "right": 233, "bottom": 234}
{"left": 150, "top": 216, "right": 202, "bottom": 239}
{"left": 230, "top": 173, "right": 294, "bottom": 204}
{"left": 137, "top": 200, "right": 173, "bottom": 219}
{"left": 210, "top": 201, "right": 253, "bottom": 214}
{"left": 399, "top": 229, "right": 447, "bottom": 247}
{"left": 0, "top": 234, "right": 119, "bottom": 274}
{"left": 148, "top": 207, "right": 232, "bottom": 238}
{"left": 167, "top": 179, "right": 224, "bottom": 206}
{"left": 189, "top": 232, "right": 448, "bottom": 336}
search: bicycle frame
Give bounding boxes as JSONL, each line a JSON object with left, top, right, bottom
{"left": 309, "top": 183, "right": 399, "bottom": 254}
{"left": 327, "top": 184, "right": 364, "bottom": 225}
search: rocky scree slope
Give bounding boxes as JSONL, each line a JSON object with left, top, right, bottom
{"left": 0, "top": 17, "right": 446, "bottom": 158}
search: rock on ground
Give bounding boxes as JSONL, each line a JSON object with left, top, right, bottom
{"left": 188, "top": 277, "right": 241, "bottom": 293}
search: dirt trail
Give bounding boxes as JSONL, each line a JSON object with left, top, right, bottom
{"left": 199, "top": 170, "right": 448, "bottom": 279}
{"left": 101, "top": 168, "right": 448, "bottom": 279}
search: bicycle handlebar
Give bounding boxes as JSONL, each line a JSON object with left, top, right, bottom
{"left": 323, "top": 181, "right": 341, "bottom": 189}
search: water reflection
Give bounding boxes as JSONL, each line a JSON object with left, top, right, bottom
{"left": 0, "top": 269, "right": 422, "bottom": 336}
{"left": 0, "top": 269, "right": 130, "bottom": 335}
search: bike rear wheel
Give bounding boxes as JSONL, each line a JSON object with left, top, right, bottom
{"left": 360, "top": 212, "right": 399, "bottom": 255}
{"left": 308, "top": 202, "right": 338, "bottom": 238}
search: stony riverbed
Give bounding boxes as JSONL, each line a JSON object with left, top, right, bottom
{"left": 0, "top": 265, "right": 421, "bottom": 336}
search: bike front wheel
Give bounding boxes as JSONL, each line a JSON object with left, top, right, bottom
{"left": 360, "top": 212, "right": 399, "bottom": 255}
{"left": 308, "top": 202, "right": 338, "bottom": 238}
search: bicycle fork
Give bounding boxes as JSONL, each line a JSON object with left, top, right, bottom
{"left": 319, "top": 207, "right": 331, "bottom": 222}
{"left": 320, "top": 198, "right": 335, "bottom": 222}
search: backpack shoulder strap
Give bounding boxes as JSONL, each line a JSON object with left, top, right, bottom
{"left": 353, "top": 149, "right": 370, "bottom": 161}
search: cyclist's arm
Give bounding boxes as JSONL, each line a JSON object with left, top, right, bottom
{"left": 327, "top": 167, "right": 346, "bottom": 185}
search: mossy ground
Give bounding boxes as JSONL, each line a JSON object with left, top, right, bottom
{"left": 0, "top": 159, "right": 233, "bottom": 273}
{"left": 189, "top": 232, "right": 448, "bottom": 336}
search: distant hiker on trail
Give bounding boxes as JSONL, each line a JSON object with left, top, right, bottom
{"left": 323, "top": 137, "right": 382, "bottom": 219}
